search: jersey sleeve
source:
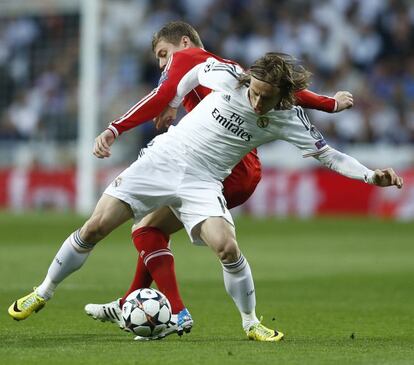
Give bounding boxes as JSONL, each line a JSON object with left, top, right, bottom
{"left": 294, "top": 89, "right": 337, "bottom": 113}
{"left": 107, "top": 52, "right": 201, "bottom": 137}
{"left": 315, "top": 148, "right": 375, "bottom": 183}
{"left": 170, "top": 58, "right": 242, "bottom": 108}
{"left": 279, "top": 106, "right": 330, "bottom": 157}
{"left": 280, "top": 107, "right": 374, "bottom": 183}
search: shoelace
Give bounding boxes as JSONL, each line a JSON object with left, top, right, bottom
{"left": 252, "top": 323, "right": 275, "bottom": 337}
{"left": 250, "top": 317, "right": 276, "bottom": 338}
{"left": 21, "top": 295, "right": 40, "bottom": 310}
{"left": 257, "top": 323, "right": 275, "bottom": 336}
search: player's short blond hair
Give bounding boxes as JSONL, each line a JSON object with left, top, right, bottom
{"left": 152, "top": 21, "right": 204, "bottom": 51}
{"left": 239, "top": 52, "right": 312, "bottom": 109}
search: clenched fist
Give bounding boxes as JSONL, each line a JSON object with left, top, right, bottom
{"left": 372, "top": 168, "right": 403, "bottom": 189}
{"left": 334, "top": 91, "right": 353, "bottom": 112}
{"left": 93, "top": 129, "right": 115, "bottom": 159}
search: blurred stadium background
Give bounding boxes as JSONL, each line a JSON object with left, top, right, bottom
{"left": 0, "top": 0, "right": 413, "bottom": 218}
{"left": 1, "top": 2, "right": 414, "bottom": 363}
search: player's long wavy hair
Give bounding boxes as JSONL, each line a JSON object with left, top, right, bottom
{"left": 152, "top": 21, "right": 204, "bottom": 51}
{"left": 238, "top": 52, "right": 312, "bottom": 109}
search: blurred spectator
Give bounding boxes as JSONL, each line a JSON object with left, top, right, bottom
{"left": 0, "top": 13, "right": 79, "bottom": 145}
{"left": 7, "top": 90, "right": 41, "bottom": 139}
{"left": 1, "top": 0, "right": 414, "bottom": 167}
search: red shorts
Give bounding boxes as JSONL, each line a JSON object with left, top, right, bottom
{"left": 223, "top": 149, "right": 262, "bottom": 209}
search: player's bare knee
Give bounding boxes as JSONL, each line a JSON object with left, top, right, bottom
{"left": 80, "top": 215, "right": 111, "bottom": 243}
{"left": 79, "top": 220, "right": 100, "bottom": 243}
{"left": 216, "top": 239, "right": 239, "bottom": 264}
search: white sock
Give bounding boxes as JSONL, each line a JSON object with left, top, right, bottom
{"left": 222, "top": 254, "right": 259, "bottom": 331}
{"left": 36, "top": 230, "right": 95, "bottom": 300}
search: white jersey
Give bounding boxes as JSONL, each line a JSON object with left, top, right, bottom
{"left": 105, "top": 58, "right": 374, "bottom": 243}
{"left": 148, "top": 58, "right": 329, "bottom": 182}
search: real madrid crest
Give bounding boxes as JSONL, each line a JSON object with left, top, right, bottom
{"left": 112, "top": 176, "right": 122, "bottom": 187}
{"left": 256, "top": 116, "right": 269, "bottom": 128}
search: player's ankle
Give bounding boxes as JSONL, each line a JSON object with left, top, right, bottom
{"left": 36, "top": 277, "right": 57, "bottom": 301}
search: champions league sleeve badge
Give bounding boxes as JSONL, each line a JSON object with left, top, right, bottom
{"left": 256, "top": 116, "right": 269, "bottom": 128}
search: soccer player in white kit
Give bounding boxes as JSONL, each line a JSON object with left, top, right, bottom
{"left": 9, "top": 52, "right": 403, "bottom": 341}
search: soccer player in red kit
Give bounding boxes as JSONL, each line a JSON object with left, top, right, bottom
{"left": 86, "top": 21, "right": 353, "bottom": 339}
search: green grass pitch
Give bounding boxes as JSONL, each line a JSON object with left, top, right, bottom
{"left": 0, "top": 213, "right": 413, "bottom": 365}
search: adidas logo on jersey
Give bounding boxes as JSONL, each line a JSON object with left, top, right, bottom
{"left": 222, "top": 94, "right": 231, "bottom": 102}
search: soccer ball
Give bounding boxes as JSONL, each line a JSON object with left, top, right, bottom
{"left": 121, "top": 288, "right": 172, "bottom": 338}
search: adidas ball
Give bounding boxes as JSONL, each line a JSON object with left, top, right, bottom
{"left": 122, "top": 288, "right": 172, "bottom": 338}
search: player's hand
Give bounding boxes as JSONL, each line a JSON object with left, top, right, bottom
{"left": 153, "top": 106, "right": 178, "bottom": 130}
{"left": 372, "top": 168, "right": 403, "bottom": 189}
{"left": 93, "top": 129, "right": 115, "bottom": 159}
{"left": 334, "top": 91, "right": 353, "bottom": 112}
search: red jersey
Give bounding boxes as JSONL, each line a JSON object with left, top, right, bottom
{"left": 107, "top": 48, "right": 336, "bottom": 137}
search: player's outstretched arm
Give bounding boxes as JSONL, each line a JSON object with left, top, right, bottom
{"left": 107, "top": 52, "right": 208, "bottom": 137}
{"left": 93, "top": 129, "right": 115, "bottom": 159}
{"left": 294, "top": 89, "right": 353, "bottom": 113}
{"left": 314, "top": 147, "right": 403, "bottom": 188}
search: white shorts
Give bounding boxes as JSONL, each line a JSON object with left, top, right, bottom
{"left": 104, "top": 148, "right": 233, "bottom": 245}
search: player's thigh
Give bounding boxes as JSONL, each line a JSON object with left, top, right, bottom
{"left": 81, "top": 194, "right": 133, "bottom": 242}
{"left": 132, "top": 206, "right": 183, "bottom": 235}
{"left": 199, "top": 217, "right": 239, "bottom": 262}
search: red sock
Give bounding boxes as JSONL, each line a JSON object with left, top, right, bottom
{"left": 123, "top": 226, "right": 185, "bottom": 313}
{"left": 120, "top": 254, "right": 152, "bottom": 306}
{"left": 145, "top": 251, "right": 185, "bottom": 314}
